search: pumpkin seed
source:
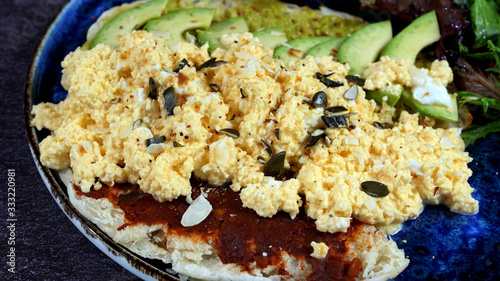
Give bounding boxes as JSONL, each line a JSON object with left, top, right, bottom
{"left": 132, "top": 119, "right": 142, "bottom": 130}
{"left": 257, "top": 156, "right": 266, "bottom": 164}
{"left": 211, "top": 60, "right": 227, "bottom": 68}
{"left": 209, "top": 84, "right": 220, "bottom": 92}
{"left": 316, "top": 72, "right": 344, "bottom": 87}
{"left": 163, "top": 86, "right": 178, "bottom": 116}
{"left": 305, "top": 129, "right": 325, "bottom": 148}
{"left": 361, "top": 181, "right": 389, "bottom": 198}
{"left": 344, "top": 85, "right": 358, "bottom": 100}
{"left": 303, "top": 99, "right": 316, "bottom": 108}
{"left": 149, "top": 77, "right": 158, "bottom": 99}
{"left": 275, "top": 128, "right": 280, "bottom": 140}
{"left": 324, "top": 106, "right": 349, "bottom": 116}
{"left": 118, "top": 191, "right": 147, "bottom": 202}
{"left": 311, "top": 91, "right": 328, "bottom": 108}
{"left": 342, "top": 112, "right": 358, "bottom": 117}
{"left": 174, "top": 58, "right": 190, "bottom": 73}
{"left": 196, "top": 57, "right": 217, "bottom": 71}
{"left": 261, "top": 139, "right": 274, "bottom": 156}
{"left": 264, "top": 151, "right": 286, "bottom": 177}
{"left": 146, "top": 135, "right": 166, "bottom": 147}
{"left": 345, "top": 75, "right": 366, "bottom": 86}
{"left": 240, "top": 88, "right": 247, "bottom": 99}
{"left": 373, "top": 122, "right": 384, "bottom": 129}
{"left": 219, "top": 128, "right": 240, "bottom": 139}
{"left": 173, "top": 141, "right": 184, "bottom": 147}
{"left": 321, "top": 115, "right": 347, "bottom": 128}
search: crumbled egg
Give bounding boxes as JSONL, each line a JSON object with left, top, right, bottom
{"left": 31, "top": 31, "right": 478, "bottom": 234}
{"left": 310, "top": 241, "right": 329, "bottom": 259}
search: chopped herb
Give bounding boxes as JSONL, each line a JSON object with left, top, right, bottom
{"left": 275, "top": 128, "right": 280, "bottom": 140}
{"left": 261, "top": 139, "right": 274, "bottom": 156}
{"left": 173, "top": 141, "right": 184, "bottom": 147}
{"left": 361, "top": 181, "right": 389, "bottom": 198}
{"left": 109, "top": 98, "right": 117, "bottom": 104}
{"left": 343, "top": 85, "right": 358, "bottom": 100}
{"left": 174, "top": 58, "right": 190, "bottom": 73}
{"left": 163, "top": 86, "right": 178, "bottom": 116}
{"left": 345, "top": 75, "right": 366, "bottom": 86}
{"left": 146, "top": 135, "right": 166, "bottom": 147}
{"left": 230, "top": 114, "right": 236, "bottom": 121}
{"left": 149, "top": 77, "right": 158, "bottom": 99}
{"left": 316, "top": 72, "right": 344, "bottom": 87}
{"left": 321, "top": 115, "right": 347, "bottom": 128}
{"left": 219, "top": 128, "right": 240, "bottom": 139}
{"left": 196, "top": 57, "right": 217, "bottom": 71}
{"left": 264, "top": 151, "right": 286, "bottom": 177}
{"left": 342, "top": 112, "right": 358, "bottom": 117}
{"left": 240, "top": 88, "right": 247, "bottom": 99}
{"left": 305, "top": 129, "right": 325, "bottom": 148}
{"left": 311, "top": 91, "right": 328, "bottom": 107}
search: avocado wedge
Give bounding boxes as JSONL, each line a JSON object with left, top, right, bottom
{"left": 253, "top": 28, "right": 288, "bottom": 49}
{"left": 400, "top": 89, "right": 458, "bottom": 122}
{"left": 366, "top": 84, "right": 403, "bottom": 107}
{"left": 306, "top": 37, "right": 346, "bottom": 60}
{"left": 91, "top": 0, "right": 169, "bottom": 49}
{"left": 197, "top": 17, "right": 249, "bottom": 52}
{"left": 381, "top": 11, "right": 440, "bottom": 64}
{"left": 337, "top": 20, "right": 392, "bottom": 76}
{"left": 273, "top": 36, "right": 333, "bottom": 65}
{"left": 144, "top": 8, "right": 215, "bottom": 47}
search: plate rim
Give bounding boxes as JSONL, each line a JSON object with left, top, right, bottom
{"left": 23, "top": 0, "right": 179, "bottom": 280}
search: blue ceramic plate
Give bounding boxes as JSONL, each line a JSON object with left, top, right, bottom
{"left": 25, "top": 0, "right": 500, "bottom": 280}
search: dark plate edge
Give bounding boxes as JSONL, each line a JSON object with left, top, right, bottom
{"left": 22, "top": 1, "right": 178, "bottom": 280}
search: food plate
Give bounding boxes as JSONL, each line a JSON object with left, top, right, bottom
{"left": 24, "top": 0, "right": 500, "bottom": 280}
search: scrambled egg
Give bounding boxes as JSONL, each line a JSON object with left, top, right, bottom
{"left": 32, "top": 31, "right": 478, "bottom": 234}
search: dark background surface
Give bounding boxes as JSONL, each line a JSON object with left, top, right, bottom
{"left": 0, "top": 0, "right": 140, "bottom": 280}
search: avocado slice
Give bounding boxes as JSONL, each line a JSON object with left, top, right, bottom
{"left": 197, "top": 17, "right": 249, "bottom": 52}
{"left": 365, "top": 84, "right": 403, "bottom": 107}
{"left": 273, "top": 36, "right": 333, "bottom": 65}
{"left": 306, "top": 37, "right": 346, "bottom": 60}
{"left": 253, "top": 28, "right": 288, "bottom": 49}
{"left": 143, "top": 8, "right": 215, "bottom": 47}
{"left": 400, "top": 89, "right": 458, "bottom": 122}
{"left": 91, "top": 0, "right": 169, "bottom": 49}
{"left": 381, "top": 11, "right": 440, "bottom": 64}
{"left": 337, "top": 20, "right": 392, "bottom": 76}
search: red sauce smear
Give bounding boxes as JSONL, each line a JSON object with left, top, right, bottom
{"left": 75, "top": 179, "right": 364, "bottom": 280}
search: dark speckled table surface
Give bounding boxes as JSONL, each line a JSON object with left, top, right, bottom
{"left": 0, "top": 0, "right": 140, "bottom": 280}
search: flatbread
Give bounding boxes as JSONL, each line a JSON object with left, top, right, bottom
{"left": 60, "top": 169, "right": 409, "bottom": 280}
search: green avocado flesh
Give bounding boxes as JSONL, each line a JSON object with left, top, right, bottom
{"left": 366, "top": 84, "right": 403, "bottom": 107}
{"left": 91, "top": 0, "right": 170, "bottom": 48}
{"left": 273, "top": 36, "right": 334, "bottom": 64}
{"left": 381, "top": 10, "right": 440, "bottom": 64}
{"left": 306, "top": 37, "right": 346, "bottom": 60}
{"left": 197, "top": 17, "right": 249, "bottom": 52}
{"left": 144, "top": 8, "right": 215, "bottom": 47}
{"left": 337, "top": 20, "right": 393, "bottom": 76}
{"left": 400, "top": 89, "right": 459, "bottom": 122}
{"left": 253, "top": 28, "right": 288, "bottom": 49}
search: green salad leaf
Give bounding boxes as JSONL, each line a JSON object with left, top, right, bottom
{"left": 458, "top": 91, "right": 500, "bottom": 145}
{"left": 469, "top": 0, "right": 500, "bottom": 48}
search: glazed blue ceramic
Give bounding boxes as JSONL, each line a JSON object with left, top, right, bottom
{"left": 25, "top": 0, "right": 500, "bottom": 280}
